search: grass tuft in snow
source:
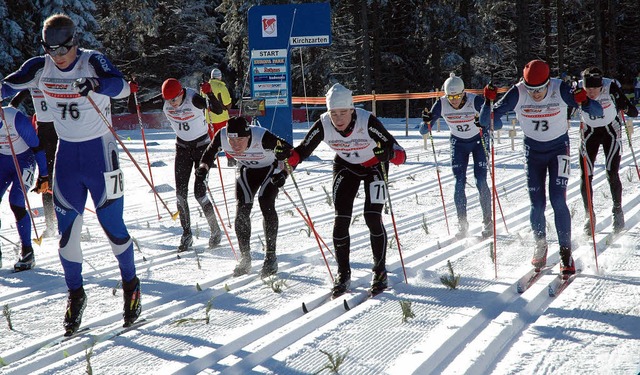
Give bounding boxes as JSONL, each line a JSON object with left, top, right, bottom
{"left": 0, "top": 357, "right": 7, "bottom": 366}
{"left": 224, "top": 284, "right": 231, "bottom": 292}
{"left": 3, "top": 304, "right": 13, "bottom": 330}
{"left": 489, "top": 242, "right": 495, "bottom": 263}
{"left": 315, "top": 349, "right": 349, "bottom": 374}
{"left": 440, "top": 260, "right": 461, "bottom": 289}
{"left": 196, "top": 283, "right": 202, "bottom": 291}
{"left": 131, "top": 237, "right": 147, "bottom": 261}
{"left": 112, "top": 281, "right": 121, "bottom": 296}
{"left": 195, "top": 223, "right": 200, "bottom": 239}
{"left": 85, "top": 341, "right": 96, "bottom": 375}
{"left": 172, "top": 297, "right": 215, "bottom": 325}
{"left": 263, "top": 275, "right": 287, "bottom": 293}
{"left": 322, "top": 185, "right": 333, "bottom": 206}
{"left": 399, "top": 300, "right": 415, "bottom": 323}
{"left": 421, "top": 214, "right": 429, "bottom": 235}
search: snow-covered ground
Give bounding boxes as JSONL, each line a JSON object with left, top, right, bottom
{"left": 1, "top": 112, "right": 640, "bottom": 375}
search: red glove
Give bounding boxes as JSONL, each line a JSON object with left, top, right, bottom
{"left": 129, "top": 81, "right": 139, "bottom": 94}
{"left": 287, "top": 149, "right": 300, "bottom": 168}
{"left": 390, "top": 149, "right": 406, "bottom": 166}
{"left": 483, "top": 83, "right": 497, "bottom": 101}
{"left": 200, "top": 82, "right": 212, "bottom": 95}
{"left": 573, "top": 87, "right": 587, "bottom": 104}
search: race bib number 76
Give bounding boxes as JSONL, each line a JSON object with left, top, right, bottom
{"left": 103, "top": 169, "right": 124, "bottom": 199}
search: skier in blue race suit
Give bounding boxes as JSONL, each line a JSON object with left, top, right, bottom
{"left": 419, "top": 73, "right": 492, "bottom": 238}
{"left": 0, "top": 105, "right": 48, "bottom": 271}
{"left": 481, "top": 59, "right": 603, "bottom": 276}
{"left": 0, "top": 13, "right": 141, "bottom": 335}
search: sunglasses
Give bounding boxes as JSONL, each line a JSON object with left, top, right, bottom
{"left": 41, "top": 35, "right": 75, "bottom": 57}
{"left": 524, "top": 82, "right": 548, "bottom": 94}
{"left": 446, "top": 93, "right": 464, "bottom": 100}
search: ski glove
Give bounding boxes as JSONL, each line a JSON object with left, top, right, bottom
{"left": 195, "top": 163, "right": 209, "bottom": 179}
{"left": 483, "top": 83, "right": 497, "bottom": 101}
{"left": 32, "top": 175, "right": 49, "bottom": 194}
{"left": 418, "top": 122, "right": 430, "bottom": 135}
{"left": 129, "top": 80, "right": 139, "bottom": 94}
{"left": 373, "top": 146, "right": 392, "bottom": 162}
{"left": 572, "top": 87, "right": 588, "bottom": 105}
{"left": 200, "top": 82, "right": 212, "bottom": 95}
{"left": 74, "top": 78, "right": 99, "bottom": 96}
{"left": 274, "top": 145, "right": 291, "bottom": 161}
{"left": 421, "top": 108, "right": 432, "bottom": 123}
{"left": 270, "top": 171, "right": 287, "bottom": 188}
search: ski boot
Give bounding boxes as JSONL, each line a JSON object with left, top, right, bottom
{"left": 14, "top": 246, "right": 35, "bottom": 272}
{"left": 559, "top": 246, "right": 576, "bottom": 278}
{"left": 209, "top": 228, "right": 222, "bottom": 248}
{"left": 331, "top": 270, "right": 351, "bottom": 298}
{"left": 233, "top": 252, "right": 252, "bottom": 276}
{"left": 260, "top": 252, "right": 278, "bottom": 278}
{"left": 370, "top": 270, "right": 388, "bottom": 296}
{"left": 612, "top": 206, "right": 624, "bottom": 233}
{"left": 64, "top": 287, "right": 87, "bottom": 336}
{"left": 178, "top": 232, "right": 193, "bottom": 253}
{"left": 531, "top": 238, "right": 548, "bottom": 271}
{"left": 455, "top": 218, "right": 469, "bottom": 239}
{"left": 481, "top": 219, "right": 493, "bottom": 239}
{"left": 122, "top": 276, "right": 141, "bottom": 327}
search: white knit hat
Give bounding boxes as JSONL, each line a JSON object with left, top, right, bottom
{"left": 443, "top": 72, "right": 464, "bottom": 95}
{"left": 326, "top": 83, "right": 354, "bottom": 110}
{"left": 211, "top": 68, "right": 222, "bottom": 79}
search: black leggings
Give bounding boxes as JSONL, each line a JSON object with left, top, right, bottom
{"left": 580, "top": 123, "right": 622, "bottom": 210}
{"left": 234, "top": 165, "right": 279, "bottom": 254}
{"left": 332, "top": 158, "right": 388, "bottom": 275}
{"left": 175, "top": 141, "right": 216, "bottom": 233}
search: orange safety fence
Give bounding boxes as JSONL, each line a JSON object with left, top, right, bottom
{"left": 291, "top": 88, "right": 509, "bottom": 105}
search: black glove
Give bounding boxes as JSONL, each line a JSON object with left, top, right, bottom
{"left": 474, "top": 115, "right": 482, "bottom": 128}
{"left": 373, "top": 146, "right": 392, "bottom": 162}
{"left": 274, "top": 145, "right": 291, "bottom": 161}
{"left": 195, "top": 163, "right": 209, "bottom": 179}
{"left": 31, "top": 175, "right": 50, "bottom": 193}
{"left": 270, "top": 171, "right": 287, "bottom": 188}
{"left": 73, "top": 78, "right": 99, "bottom": 96}
{"left": 421, "top": 108, "right": 432, "bottom": 123}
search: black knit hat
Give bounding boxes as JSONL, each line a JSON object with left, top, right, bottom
{"left": 582, "top": 67, "right": 603, "bottom": 88}
{"left": 226, "top": 117, "right": 251, "bottom": 138}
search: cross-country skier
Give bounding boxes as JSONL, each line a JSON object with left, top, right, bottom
{"left": 419, "top": 73, "right": 492, "bottom": 238}
{"left": 196, "top": 116, "right": 292, "bottom": 277}
{"left": 10, "top": 88, "right": 59, "bottom": 238}
{"left": 578, "top": 67, "right": 638, "bottom": 235}
{"left": 275, "top": 83, "right": 406, "bottom": 297}
{"left": 481, "top": 59, "right": 603, "bottom": 276}
{"left": 0, "top": 13, "right": 141, "bottom": 335}
{"left": 0, "top": 105, "right": 48, "bottom": 271}
{"left": 128, "top": 78, "right": 223, "bottom": 252}
{"left": 202, "top": 68, "right": 236, "bottom": 167}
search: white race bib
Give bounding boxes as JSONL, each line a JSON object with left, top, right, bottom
{"left": 103, "top": 169, "right": 124, "bottom": 199}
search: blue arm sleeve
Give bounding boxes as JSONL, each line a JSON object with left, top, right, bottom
{"left": 429, "top": 100, "right": 443, "bottom": 123}
{"left": 559, "top": 81, "right": 603, "bottom": 117}
{"left": 479, "top": 87, "right": 519, "bottom": 130}
{"left": 1, "top": 57, "right": 45, "bottom": 98}
{"left": 88, "top": 53, "right": 130, "bottom": 99}
{"left": 14, "top": 111, "right": 48, "bottom": 175}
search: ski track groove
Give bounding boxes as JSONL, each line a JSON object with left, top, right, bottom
{"left": 1, "top": 124, "right": 639, "bottom": 374}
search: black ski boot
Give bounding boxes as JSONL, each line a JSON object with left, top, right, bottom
{"left": 233, "top": 251, "right": 252, "bottom": 276}
{"left": 559, "top": 246, "right": 575, "bottom": 278}
{"left": 331, "top": 270, "right": 351, "bottom": 298}
{"left": 14, "top": 245, "right": 35, "bottom": 272}
{"left": 370, "top": 270, "right": 388, "bottom": 296}
{"left": 531, "top": 238, "right": 548, "bottom": 271}
{"left": 64, "top": 287, "right": 87, "bottom": 336}
{"left": 260, "top": 252, "right": 278, "bottom": 278}
{"left": 612, "top": 206, "right": 624, "bottom": 233}
{"left": 122, "top": 276, "right": 141, "bottom": 327}
{"left": 178, "top": 232, "right": 193, "bottom": 253}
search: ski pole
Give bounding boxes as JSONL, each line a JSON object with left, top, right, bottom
{"left": 379, "top": 160, "right": 408, "bottom": 284}
{"left": 86, "top": 95, "right": 179, "bottom": 220}
{"left": 0, "top": 107, "right": 42, "bottom": 245}
{"left": 490, "top": 100, "right": 498, "bottom": 278}
{"left": 133, "top": 91, "right": 161, "bottom": 220}
{"left": 478, "top": 127, "right": 508, "bottom": 233}
{"left": 205, "top": 184, "right": 237, "bottom": 261}
{"left": 426, "top": 123, "right": 451, "bottom": 235}
{"left": 282, "top": 156, "right": 334, "bottom": 282}
{"left": 216, "top": 158, "right": 232, "bottom": 228}
{"left": 282, "top": 187, "right": 334, "bottom": 259}
{"left": 620, "top": 110, "right": 640, "bottom": 181}
{"left": 579, "top": 113, "right": 598, "bottom": 272}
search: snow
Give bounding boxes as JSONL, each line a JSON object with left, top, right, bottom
{"left": 1, "top": 113, "right": 640, "bottom": 375}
